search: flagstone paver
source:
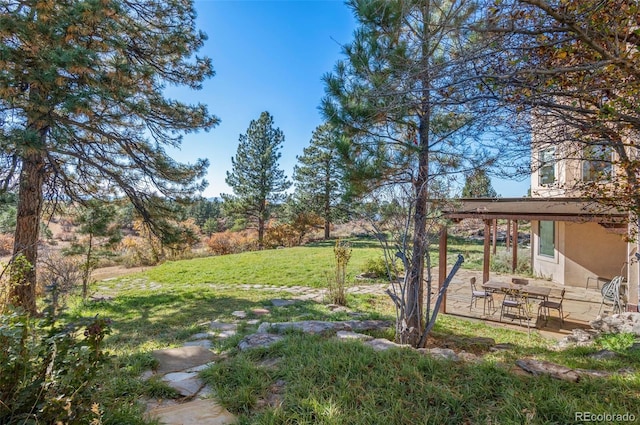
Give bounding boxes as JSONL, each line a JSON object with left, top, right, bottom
{"left": 147, "top": 399, "right": 236, "bottom": 425}
{"left": 151, "top": 346, "right": 216, "bottom": 375}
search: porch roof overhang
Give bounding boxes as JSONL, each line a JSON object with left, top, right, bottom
{"left": 442, "top": 197, "right": 628, "bottom": 226}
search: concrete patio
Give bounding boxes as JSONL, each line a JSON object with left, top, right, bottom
{"left": 435, "top": 268, "right": 613, "bottom": 338}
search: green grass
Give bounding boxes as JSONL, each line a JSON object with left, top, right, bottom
{"left": 140, "top": 244, "right": 383, "bottom": 288}
{"left": 202, "top": 333, "right": 640, "bottom": 425}
{"left": 55, "top": 238, "right": 639, "bottom": 424}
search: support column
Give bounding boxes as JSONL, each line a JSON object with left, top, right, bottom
{"left": 512, "top": 220, "right": 519, "bottom": 272}
{"left": 492, "top": 219, "right": 498, "bottom": 255}
{"left": 439, "top": 226, "right": 448, "bottom": 313}
{"left": 506, "top": 220, "right": 511, "bottom": 252}
{"left": 483, "top": 220, "right": 491, "bottom": 283}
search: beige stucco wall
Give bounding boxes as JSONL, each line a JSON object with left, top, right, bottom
{"left": 563, "top": 222, "right": 627, "bottom": 286}
{"left": 532, "top": 220, "right": 628, "bottom": 288}
{"left": 627, "top": 230, "right": 639, "bottom": 311}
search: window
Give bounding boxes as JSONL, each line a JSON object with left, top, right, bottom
{"left": 538, "top": 148, "right": 556, "bottom": 185}
{"left": 582, "top": 144, "right": 612, "bottom": 181}
{"left": 539, "top": 221, "right": 555, "bottom": 257}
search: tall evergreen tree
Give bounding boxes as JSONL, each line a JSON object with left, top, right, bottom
{"left": 322, "top": 0, "right": 504, "bottom": 346}
{"left": 224, "top": 111, "right": 291, "bottom": 247}
{"left": 0, "top": 0, "right": 218, "bottom": 313}
{"left": 461, "top": 169, "right": 498, "bottom": 198}
{"left": 292, "top": 123, "right": 345, "bottom": 239}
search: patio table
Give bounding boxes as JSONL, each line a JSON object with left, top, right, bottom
{"left": 482, "top": 280, "right": 552, "bottom": 326}
{"left": 482, "top": 280, "right": 551, "bottom": 301}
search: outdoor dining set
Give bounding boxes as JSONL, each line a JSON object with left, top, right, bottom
{"left": 470, "top": 275, "right": 628, "bottom": 329}
{"left": 470, "top": 277, "right": 563, "bottom": 328}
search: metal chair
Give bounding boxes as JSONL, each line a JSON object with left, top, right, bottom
{"left": 598, "top": 276, "right": 624, "bottom": 315}
{"left": 470, "top": 277, "right": 494, "bottom": 315}
{"left": 500, "top": 288, "right": 531, "bottom": 326}
{"left": 538, "top": 288, "right": 566, "bottom": 324}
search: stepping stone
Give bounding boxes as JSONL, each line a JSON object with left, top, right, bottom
{"left": 152, "top": 346, "right": 215, "bottom": 375}
{"left": 251, "top": 308, "right": 270, "bottom": 316}
{"left": 210, "top": 321, "right": 238, "bottom": 332}
{"left": 336, "top": 331, "right": 373, "bottom": 341}
{"left": 246, "top": 319, "right": 261, "bottom": 325}
{"left": 419, "top": 347, "right": 459, "bottom": 361}
{"left": 184, "top": 340, "right": 213, "bottom": 349}
{"left": 231, "top": 311, "right": 247, "bottom": 319}
{"left": 162, "top": 372, "right": 203, "bottom": 397}
{"left": 271, "top": 299, "right": 297, "bottom": 307}
{"left": 184, "top": 363, "right": 214, "bottom": 373}
{"left": 147, "top": 399, "right": 236, "bottom": 425}
{"left": 217, "top": 330, "right": 237, "bottom": 339}
{"left": 588, "top": 349, "right": 618, "bottom": 360}
{"left": 238, "top": 333, "right": 284, "bottom": 351}
{"left": 365, "top": 338, "right": 410, "bottom": 351}
{"left": 190, "top": 332, "right": 215, "bottom": 340}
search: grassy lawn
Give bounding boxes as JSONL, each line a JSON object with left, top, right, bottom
{"left": 60, "top": 240, "right": 639, "bottom": 424}
{"left": 136, "top": 235, "right": 491, "bottom": 289}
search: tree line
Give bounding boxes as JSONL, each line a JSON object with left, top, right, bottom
{"left": 2, "top": 0, "right": 638, "bottom": 346}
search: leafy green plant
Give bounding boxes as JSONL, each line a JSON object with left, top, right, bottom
{"left": 595, "top": 333, "right": 636, "bottom": 353}
{"left": 490, "top": 249, "right": 532, "bottom": 275}
{"left": 0, "top": 309, "right": 112, "bottom": 424}
{"left": 327, "top": 239, "right": 352, "bottom": 305}
{"left": 361, "top": 256, "right": 403, "bottom": 280}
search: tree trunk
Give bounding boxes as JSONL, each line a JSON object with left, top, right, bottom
{"left": 82, "top": 233, "right": 93, "bottom": 299}
{"left": 324, "top": 161, "right": 331, "bottom": 240}
{"left": 11, "top": 149, "right": 47, "bottom": 314}
{"left": 258, "top": 216, "right": 265, "bottom": 249}
{"left": 398, "top": 1, "right": 432, "bottom": 348}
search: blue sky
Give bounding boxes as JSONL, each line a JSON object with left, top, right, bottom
{"left": 169, "top": 0, "right": 530, "bottom": 199}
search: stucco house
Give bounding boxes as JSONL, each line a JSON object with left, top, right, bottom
{"left": 442, "top": 139, "right": 639, "bottom": 313}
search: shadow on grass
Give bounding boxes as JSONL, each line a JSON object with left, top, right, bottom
{"left": 66, "top": 290, "right": 391, "bottom": 352}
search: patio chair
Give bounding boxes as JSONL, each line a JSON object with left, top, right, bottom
{"left": 500, "top": 288, "right": 531, "bottom": 326}
{"left": 470, "top": 277, "right": 494, "bottom": 315}
{"left": 598, "top": 276, "right": 624, "bottom": 315}
{"left": 538, "top": 288, "right": 566, "bottom": 324}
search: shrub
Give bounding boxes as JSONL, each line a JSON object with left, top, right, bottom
{"left": 0, "top": 309, "right": 111, "bottom": 424}
{"left": 264, "top": 222, "right": 298, "bottom": 248}
{"left": 327, "top": 239, "right": 352, "bottom": 306}
{"left": 490, "top": 249, "right": 532, "bottom": 275}
{"left": 361, "top": 256, "right": 403, "bottom": 280}
{"left": 0, "top": 233, "right": 13, "bottom": 256}
{"left": 205, "top": 230, "right": 257, "bottom": 255}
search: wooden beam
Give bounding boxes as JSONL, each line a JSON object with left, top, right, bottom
{"left": 506, "top": 220, "right": 511, "bottom": 251}
{"left": 439, "top": 226, "right": 448, "bottom": 313}
{"left": 512, "top": 220, "right": 518, "bottom": 272}
{"left": 483, "top": 220, "right": 491, "bottom": 283}
{"left": 492, "top": 219, "right": 498, "bottom": 255}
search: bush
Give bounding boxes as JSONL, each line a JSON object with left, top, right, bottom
{"left": 205, "top": 230, "right": 257, "bottom": 255}
{"left": 361, "top": 256, "right": 403, "bottom": 280}
{"left": 0, "top": 233, "right": 13, "bottom": 256}
{"left": 327, "top": 239, "right": 352, "bottom": 306}
{"left": 264, "top": 222, "right": 298, "bottom": 248}
{"left": 0, "top": 309, "right": 111, "bottom": 424}
{"left": 490, "top": 249, "right": 532, "bottom": 275}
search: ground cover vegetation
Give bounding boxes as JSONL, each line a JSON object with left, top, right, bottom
{"left": 2, "top": 0, "right": 640, "bottom": 422}
{"left": 2, "top": 244, "right": 632, "bottom": 424}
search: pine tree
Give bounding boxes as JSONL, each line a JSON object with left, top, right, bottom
{"left": 461, "top": 169, "right": 498, "bottom": 198}
{"left": 292, "top": 123, "right": 345, "bottom": 239}
{"left": 224, "top": 111, "right": 291, "bottom": 247}
{"left": 0, "top": 0, "right": 218, "bottom": 313}
{"left": 321, "top": 0, "right": 501, "bottom": 346}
